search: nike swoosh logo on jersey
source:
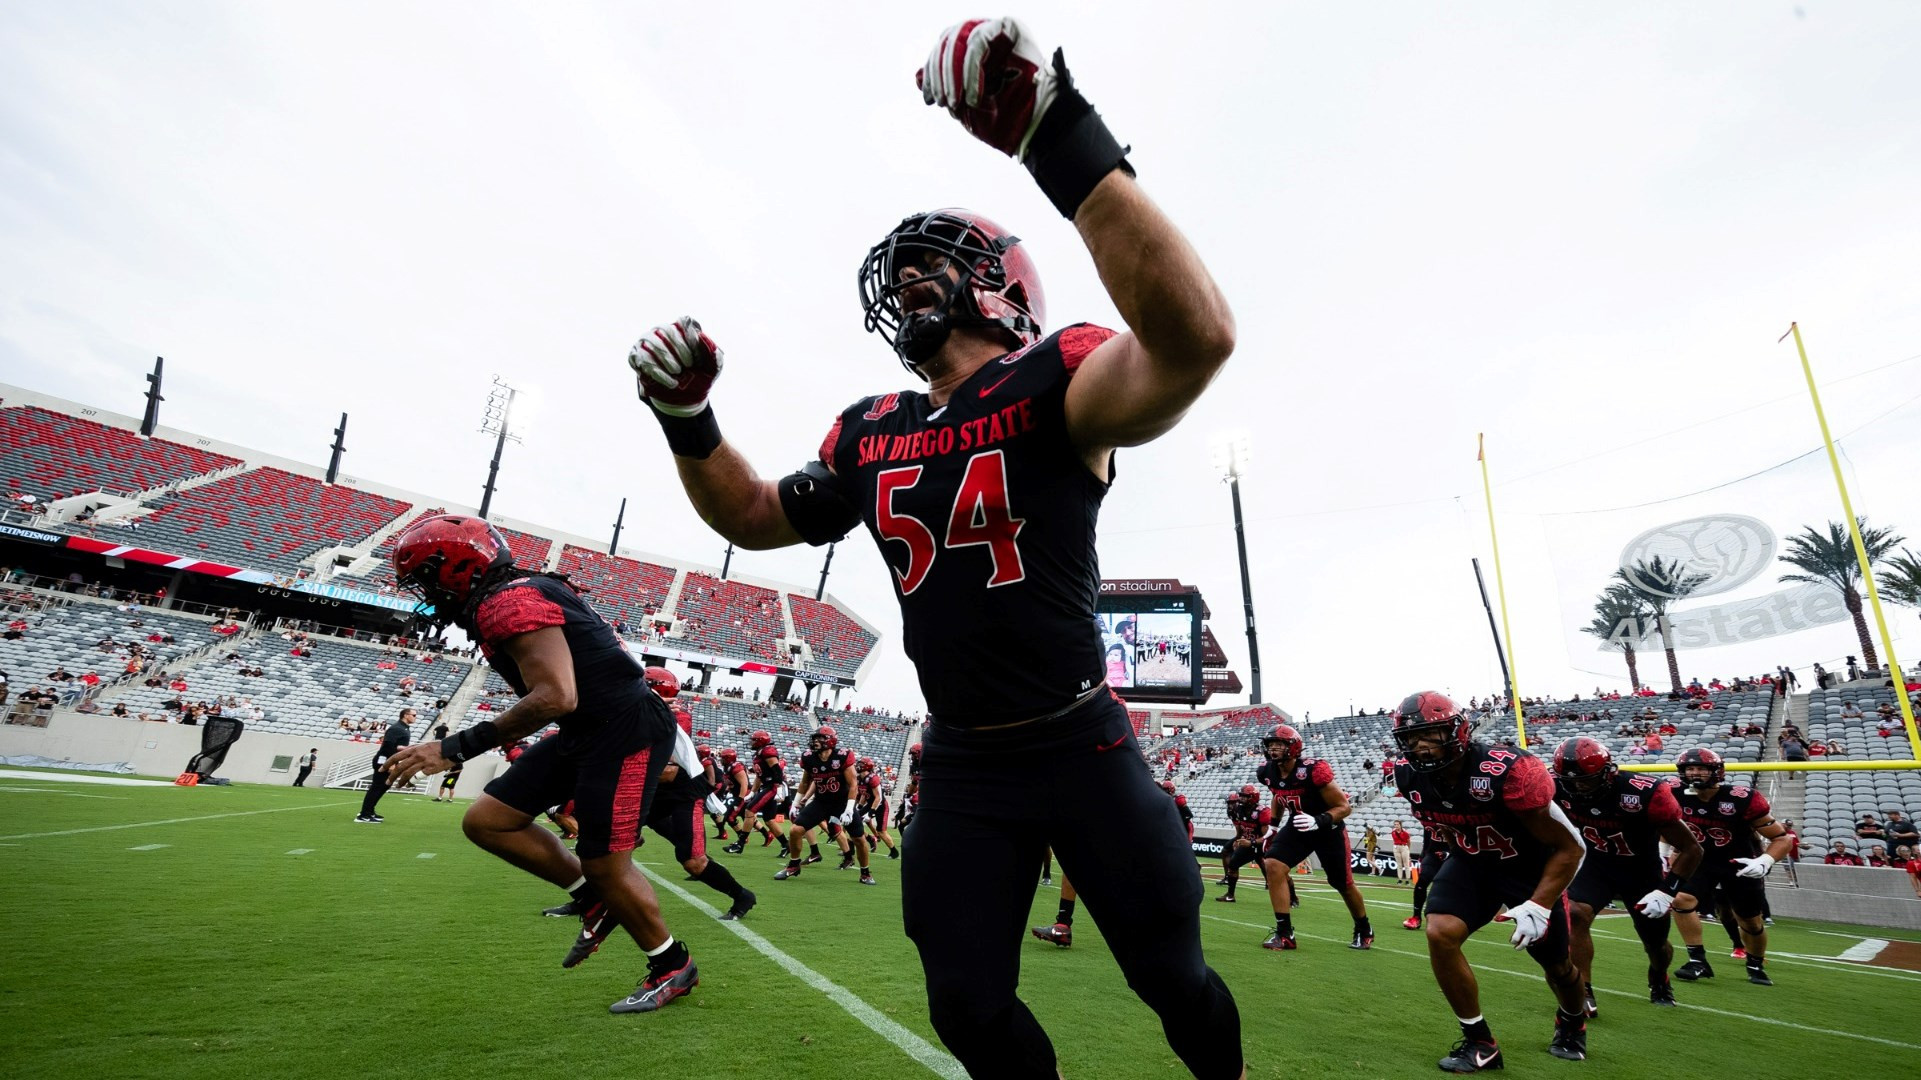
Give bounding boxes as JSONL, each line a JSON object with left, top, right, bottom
{"left": 979, "top": 371, "right": 1018, "bottom": 397}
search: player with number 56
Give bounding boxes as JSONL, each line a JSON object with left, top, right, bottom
{"left": 628, "top": 15, "right": 1243, "bottom": 1080}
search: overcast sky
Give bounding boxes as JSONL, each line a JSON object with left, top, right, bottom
{"left": 4, "top": 2, "right": 1919, "bottom": 723}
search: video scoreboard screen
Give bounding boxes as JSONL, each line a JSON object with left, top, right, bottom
{"left": 1096, "top": 579, "right": 1204, "bottom": 704}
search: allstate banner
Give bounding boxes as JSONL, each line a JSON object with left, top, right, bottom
{"left": 1541, "top": 452, "right": 1874, "bottom": 685}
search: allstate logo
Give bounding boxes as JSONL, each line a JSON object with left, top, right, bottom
{"left": 1617, "top": 515, "right": 1775, "bottom": 599}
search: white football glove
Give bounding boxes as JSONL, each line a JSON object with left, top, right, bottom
{"left": 627, "top": 317, "right": 724, "bottom": 418}
{"left": 1635, "top": 888, "right": 1675, "bottom": 919}
{"left": 1734, "top": 853, "right": 1776, "bottom": 880}
{"left": 917, "top": 17, "right": 1059, "bottom": 160}
{"left": 1508, "top": 900, "right": 1553, "bottom": 949}
{"left": 1292, "top": 811, "right": 1320, "bottom": 832}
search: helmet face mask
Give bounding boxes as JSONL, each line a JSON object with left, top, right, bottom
{"left": 1677, "top": 747, "right": 1725, "bottom": 791}
{"left": 858, "top": 209, "right": 1044, "bottom": 376}
{"left": 1237, "top": 783, "right": 1262, "bottom": 808}
{"left": 391, "top": 514, "right": 513, "bottom": 624}
{"left": 1392, "top": 691, "right": 1471, "bottom": 774}
{"left": 1553, "top": 737, "right": 1616, "bottom": 799}
{"left": 1260, "top": 724, "right": 1303, "bottom": 767}
{"left": 810, "top": 725, "right": 837, "bottom": 756}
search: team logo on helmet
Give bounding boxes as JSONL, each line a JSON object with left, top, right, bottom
{"left": 1552, "top": 736, "right": 1616, "bottom": 800}
{"left": 391, "top": 513, "right": 514, "bottom": 623}
{"left": 1676, "top": 746, "right": 1725, "bottom": 788}
{"left": 643, "top": 666, "right": 679, "bottom": 699}
{"left": 858, "top": 209, "right": 1046, "bottom": 374}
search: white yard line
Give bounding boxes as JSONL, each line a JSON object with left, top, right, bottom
{"left": 127, "top": 844, "right": 169, "bottom": 851}
{"left": 637, "top": 861, "right": 966, "bottom": 1080}
{"left": 286, "top": 848, "right": 315, "bottom": 855}
{"left": 1585, "top": 927, "right": 1921, "bottom": 982}
{"left": 0, "top": 802, "right": 345, "bottom": 840}
{"left": 1200, "top": 911, "right": 1921, "bottom": 1050}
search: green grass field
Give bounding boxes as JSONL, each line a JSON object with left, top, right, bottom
{"left": 2, "top": 769, "right": 1915, "bottom": 1079}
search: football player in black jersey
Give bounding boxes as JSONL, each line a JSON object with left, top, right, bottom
{"left": 1391, "top": 693, "right": 1589, "bottom": 1072}
{"left": 777, "top": 726, "right": 873, "bottom": 885}
{"left": 381, "top": 515, "right": 696, "bottom": 1014}
{"left": 856, "top": 757, "right": 900, "bottom": 859}
{"left": 1551, "top": 737, "right": 1702, "bottom": 1010}
{"left": 1218, "top": 785, "right": 1273, "bottom": 905}
{"left": 630, "top": 18, "right": 1241, "bottom": 1078}
{"left": 727, "top": 732, "right": 788, "bottom": 854}
{"left": 1254, "top": 724, "right": 1374, "bottom": 950}
{"left": 1669, "top": 747, "right": 1791, "bottom": 986}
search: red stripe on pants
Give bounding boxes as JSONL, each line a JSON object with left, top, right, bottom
{"left": 608, "top": 747, "right": 651, "bottom": 853}
{"left": 689, "top": 798, "right": 706, "bottom": 862}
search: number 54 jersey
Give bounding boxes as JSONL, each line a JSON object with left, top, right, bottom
{"left": 817, "top": 325, "right": 1117, "bottom": 729}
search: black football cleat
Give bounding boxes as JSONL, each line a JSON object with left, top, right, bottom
{"left": 722, "top": 842, "right": 745, "bottom": 855}
{"left": 802, "top": 852, "right": 823, "bottom": 866}
{"left": 562, "top": 900, "right": 616, "bottom": 969}
{"left": 858, "top": 872, "right": 877, "bottom": 886}
{"left": 719, "top": 889, "right": 757, "bottom": 921}
{"left": 1439, "top": 1037, "right": 1504, "bottom": 1073}
{"left": 1262, "top": 931, "right": 1297, "bottom": 951}
{"left": 1649, "top": 978, "right": 1677, "bottom": 1006}
{"left": 837, "top": 854, "right": 855, "bottom": 871}
{"left": 1214, "top": 894, "right": 1237, "bottom": 903}
{"left": 889, "top": 848, "right": 900, "bottom": 859}
{"left": 1746, "top": 961, "right": 1773, "bottom": 986}
{"left": 1584, "top": 983, "right": 1598, "bottom": 1018}
{"left": 609, "top": 957, "right": 698, "bottom": 1014}
{"left": 1031, "top": 922, "right": 1072, "bottom": 948}
{"left": 1674, "top": 958, "right": 1714, "bottom": 981}
{"left": 1547, "top": 1014, "right": 1587, "bottom": 1061}
{"left": 774, "top": 864, "right": 802, "bottom": 880}
{"left": 1350, "top": 929, "right": 1375, "bottom": 950}
{"left": 542, "top": 898, "right": 585, "bottom": 918}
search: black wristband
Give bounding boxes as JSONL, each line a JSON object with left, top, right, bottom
{"left": 442, "top": 720, "right": 501, "bottom": 764}
{"left": 1023, "top": 48, "right": 1134, "bottom": 219}
{"left": 1314, "top": 813, "right": 1335, "bottom": 831}
{"left": 1660, "top": 872, "right": 1684, "bottom": 896}
{"left": 653, "top": 405, "right": 723, "bottom": 460}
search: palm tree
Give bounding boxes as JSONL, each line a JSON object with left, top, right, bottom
{"left": 1878, "top": 548, "right": 1921, "bottom": 621}
{"left": 1614, "top": 555, "right": 1710, "bottom": 694}
{"left": 1778, "top": 518, "right": 1905, "bottom": 669}
{"left": 1582, "top": 584, "right": 1653, "bottom": 691}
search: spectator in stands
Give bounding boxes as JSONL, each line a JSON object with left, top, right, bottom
{"left": 1824, "top": 841, "right": 1864, "bottom": 866}
{"left": 1840, "top": 700, "right": 1863, "bottom": 719}
{"left": 74, "top": 698, "right": 100, "bottom": 714}
{"left": 1857, "top": 814, "right": 1887, "bottom": 842}
{"left": 45, "top": 665, "right": 73, "bottom": 683}
{"left": 1891, "top": 844, "right": 1915, "bottom": 871}
{"left": 0, "top": 668, "right": 8, "bottom": 706}
{"left": 1866, "top": 845, "right": 1890, "bottom": 867}
{"left": 1824, "top": 739, "right": 1846, "bottom": 756}
{"left": 1885, "top": 811, "right": 1920, "bottom": 853}
{"left": 110, "top": 702, "right": 129, "bottom": 718}
{"left": 1847, "top": 656, "right": 1861, "bottom": 681}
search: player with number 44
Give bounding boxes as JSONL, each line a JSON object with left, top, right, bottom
{"left": 629, "top": 14, "right": 1247, "bottom": 1080}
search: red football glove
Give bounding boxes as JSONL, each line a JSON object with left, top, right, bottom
{"left": 917, "top": 17, "right": 1059, "bottom": 160}
{"left": 628, "top": 317, "right": 723, "bottom": 418}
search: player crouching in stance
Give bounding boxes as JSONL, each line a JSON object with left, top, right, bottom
{"left": 381, "top": 515, "right": 697, "bottom": 1014}
{"left": 776, "top": 726, "right": 874, "bottom": 885}
{"left": 1391, "top": 692, "right": 1589, "bottom": 1071}
{"left": 1550, "top": 737, "right": 1702, "bottom": 1011}
{"left": 1217, "top": 785, "right": 1272, "bottom": 905}
{"left": 1669, "top": 747, "right": 1791, "bottom": 986}
{"left": 1254, "top": 724, "right": 1373, "bottom": 950}
{"left": 856, "top": 756, "right": 900, "bottom": 859}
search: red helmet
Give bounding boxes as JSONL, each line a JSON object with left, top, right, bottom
{"left": 1677, "top": 747, "right": 1725, "bottom": 789}
{"left": 750, "top": 730, "right": 773, "bottom": 750}
{"left": 858, "top": 209, "right": 1045, "bottom": 374}
{"left": 1159, "top": 780, "right": 1178, "bottom": 795}
{"left": 695, "top": 744, "right": 713, "bottom": 760}
{"left": 1237, "top": 783, "right": 1262, "bottom": 806}
{"left": 718, "top": 747, "right": 737, "bottom": 765}
{"left": 1391, "top": 691, "right": 1474, "bottom": 773}
{"left": 1552, "top": 737, "right": 1616, "bottom": 799}
{"left": 1260, "top": 724, "right": 1303, "bottom": 762}
{"left": 908, "top": 743, "right": 922, "bottom": 760}
{"left": 391, "top": 514, "right": 512, "bottom": 620}
{"left": 758, "top": 745, "right": 781, "bottom": 763}
{"left": 810, "top": 725, "right": 837, "bottom": 753}
{"left": 644, "top": 666, "right": 678, "bottom": 700}
{"left": 857, "top": 757, "right": 876, "bottom": 772}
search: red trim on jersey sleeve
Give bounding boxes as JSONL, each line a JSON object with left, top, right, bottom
{"left": 1647, "top": 779, "right": 1682, "bottom": 824}
{"left": 1745, "top": 789, "right": 1773, "bottom": 821}
{"left": 1059, "top": 324, "right": 1117, "bottom": 375}
{"left": 817, "top": 415, "right": 843, "bottom": 467}
{"left": 1309, "top": 760, "right": 1335, "bottom": 787}
{"left": 1501, "top": 753, "right": 1554, "bottom": 812}
{"left": 1255, "top": 808, "right": 1273, "bottom": 828}
{"left": 474, "top": 583, "right": 566, "bottom": 643}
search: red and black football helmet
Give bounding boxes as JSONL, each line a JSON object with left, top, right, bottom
{"left": 695, "top": 744, "right": 713, "bottom": 761}
{"left": 1391, "top": 691, "right": 1474, "bottom": 773}
{"left": 1237, "top": 783, "right": 1262, "bottom": 807}
{"left": 391, "top": 513, "right": 513, "bottom": 624}
{"left": 857, "top": 757, "right": 876, "bottom": 773}
{"left": 1676, "top": 747, "right": 1725, "bottom": 790}
{"left": 644, "top": 666, "right": 678, "bottom": 700}
{"left": 1159, "top": 780, "right": 1178, "bottom": 795}
{"left": 1260, "top": 724, "right": 1303, "bottom": 765}
{"left": 718, "top": 748, "right": 737, "bottom": 766}
{"left": 1552, "top": 737, "right": 1616, "bottom": 799}
{"left": 750, "top": 730, "right": 773, "bottom": 751}
{"left": 810, "top": 725, "right": 837, "bottom": 754}
{"left": 858, "top": 208, "right": 1045, "bottom": 374}
{"left": 758, "top": 745, "right": 781, "bottom": 763}
{"left": 908, "top": 743, "right": 922, "bottom": 760}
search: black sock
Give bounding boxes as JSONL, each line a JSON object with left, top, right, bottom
{"left": 809, "top": 843, "right": 820, "bottom": 857}
{"left": 1276, "top": 912, "right": 1292, "bottom": 935}
{"left": 647, "top": 939, "right": 689, "bottom": 975}
{"left": 1557, "top": 1007, "right": 1585, "bottom": 1027}
{"left": 1355, "top": 917, "right": 1371, "bottom": 936}
{"left": 1058, "top": 898, "right": 1076, "bottom": 925}
{"left": 787, "top": 857, "right": 800, "bottom": 868}
{"left": 1225, "top": 877, "right": 1237, "bottom": 897}
{"left": 695, "top": 860, "right": 744, "bottom": 901}
{"left": 1686, "top": 944, "right": 1707, "bottom": 962}
{"left": 569, "top": 879, "right": 599, "bottom": 904}
{"left": 1459, "top": 1017, "right": 1494, "bottom": 1043}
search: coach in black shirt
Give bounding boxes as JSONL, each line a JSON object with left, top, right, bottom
{"left": 355, "top": 708, "right": 415, "bottom": 823}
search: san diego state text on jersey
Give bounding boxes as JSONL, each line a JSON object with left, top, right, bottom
{"left": 470, "top": 574, "right": 649, "bottom": 727}
{"left": 818, "top": 325, "right": 1118, "bottom": 727}
{"left": 805, "top": 748, "right": 855, "bottom": 798}
{"left": 1554, "top": 773, "right": 1681, "bottom": 859}
{"left": 1677, "top": 784, "right": 1771, "bottom": 862}
{"left": 1257, "top": 758, "right": 1336, "bottom": 815}
{"left": 1394, "top": 744, "right": 1563, "bottom": 861}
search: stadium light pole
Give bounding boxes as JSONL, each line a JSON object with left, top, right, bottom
{"left": 476, "top": 376, "right": 523, "bottom": 520}
{"left": 1210, "top": 431, "right": 1262, "bottom": 704}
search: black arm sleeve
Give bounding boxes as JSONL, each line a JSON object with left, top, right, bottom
{"left": 777, "top": 460, "right": 860, "bottom": 547}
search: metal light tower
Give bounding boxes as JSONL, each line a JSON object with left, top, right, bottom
{"left": 477, "top": 376, "right": 523, "bottom": 520}
{"left": 1211, "top": 431, "right": 1262, "bottom": 704}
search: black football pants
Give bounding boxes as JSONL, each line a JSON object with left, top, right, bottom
{"left": 902, "top": 692, "right": 1243, "bottom": 1080}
